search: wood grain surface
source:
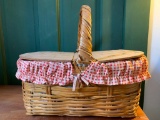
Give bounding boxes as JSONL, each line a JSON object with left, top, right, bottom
{"left": 92, "top": 50, "right": 144, "bottom": 62}
{"left": 19, "top": 50, "right": 144, "bottom": 63}
{"left": 19, "top": 52, "right": 74, "bottom": 62}
{"left": 0, "top": 85, "right": 149, "bottom": 120}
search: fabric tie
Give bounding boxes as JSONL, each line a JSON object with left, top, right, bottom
{"left": 72, "top": 74, "right": 89, "bottom": 91}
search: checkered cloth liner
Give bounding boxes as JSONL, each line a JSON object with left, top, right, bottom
{"left": 16, "top": 59, "right": 74, "bottom": 85}
{"left": 16, "top": 55, "right": 151, "bottom": 86}
{"left": 81, "top": 55, "right": 151, "bottom": 85}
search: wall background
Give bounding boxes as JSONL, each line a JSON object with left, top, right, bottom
{"left": 0, "top": 0, "right": 150, "bottom": 107}
{"left": 144, "top": 0, "right": 160, "bottom": 119}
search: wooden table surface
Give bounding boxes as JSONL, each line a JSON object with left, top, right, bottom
{"left": 0, "top": 85, "right": 149, "bottom": 120}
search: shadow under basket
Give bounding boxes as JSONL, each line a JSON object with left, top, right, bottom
{"left": 22, "top": 81, "right": 141, "bottom": 117}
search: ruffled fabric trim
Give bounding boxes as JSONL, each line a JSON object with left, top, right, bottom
{"left": 81, "top": 56, "right": 151, "bottom": 85}
{"left": 16, "top": 56, "right": 151, "bottom": 86}
{"left": 16, "top": 59, "right": 74, "bottom": 85}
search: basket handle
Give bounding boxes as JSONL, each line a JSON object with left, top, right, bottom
{"left": 76, "top": 5, "right": 96, "bottom": 64}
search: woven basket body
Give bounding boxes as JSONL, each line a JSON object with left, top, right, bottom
{"left": 22, "top": 82, "right": 141, "bottom": 117}
{"left": 17, "top": 5, "right": 149, "bottom": 118}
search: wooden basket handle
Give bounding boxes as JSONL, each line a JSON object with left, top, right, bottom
{"left": 76, "top": 5, "right": 96, "bottom": 64}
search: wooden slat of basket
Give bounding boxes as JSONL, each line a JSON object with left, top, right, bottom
{"left": 22, "top": 81, "right": 141, "bottom": 117}
{"left": 19, "top": 52, "right": 74, "bottom": 62}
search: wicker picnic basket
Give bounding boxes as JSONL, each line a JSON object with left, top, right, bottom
{"left": 16, "top": 5, "right": 150, "bottom": 117}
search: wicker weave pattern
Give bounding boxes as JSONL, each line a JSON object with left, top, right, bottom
{"left": 23, "top": 82, "right": 141, "bottom": 117}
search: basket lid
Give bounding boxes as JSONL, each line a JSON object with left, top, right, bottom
{"left": 19, "top": 52, "right": 74, "bottom": 62}
{"left": 92, "top": 50, "right": 144, "bottom": 62}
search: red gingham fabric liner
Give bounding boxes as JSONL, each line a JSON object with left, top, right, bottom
{"left": 16, "top": 59, "right": 74, "bottom": 85}
{"left": 81, "top": 55, "right": 151, "bottom": 85}
{"left": 16, "top": 56, "right": 151, "bottom": 85}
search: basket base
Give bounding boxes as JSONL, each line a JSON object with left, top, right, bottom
{"left": 22, "top": 82, "right": 141, "bottom": 117}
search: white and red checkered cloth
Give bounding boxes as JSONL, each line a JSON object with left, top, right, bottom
{"left": 16, "top": 55, "right": 151, "bottom": 86}
{"left": 81, "top": 56, "right": 151, "bottom": 85}
{"left": 16, "top": 59, "right": 74, "bottom": 85}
